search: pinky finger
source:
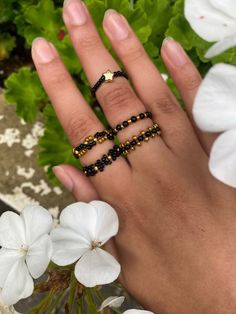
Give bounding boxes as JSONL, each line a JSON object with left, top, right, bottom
{"left": 53, "top": 165, "right": 99, "bottom": 202}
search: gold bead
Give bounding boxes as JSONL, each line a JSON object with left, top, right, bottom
{"left": 94, "top": 138, "right": 98, "bottom": 142}
{"left": 131, "top": 147, "right": 135, "bottom": 151}
{"left": 137, "top": 142, "right": 141, "bottom": 146}
{"left": 128, "top": 119, "right": 132, "bottom": 124}
{"left": 133, "top": 136, "right": 137, "bottom": 140}
{"left": 141, "top": 131, "right": 145, "bottom": 135}
{"left": 99, "top": 139, "right": 103, "bottom": 143}
{"left": 152, "top": 134, "right": 156, "bottom": 138}
{"left": 84, "top": 141, "right": 88, "bottom": 145}
{"left": 145, "top": 137, "right": 149, "bottom": 142}
{"left": 137, "top": 116, "right": 140, "bottom": 120}
{"left": 94, "top": 166, "right": 99, "bottom": 172}
{"left": 108, "top": 156, "right": 112, "bottom": 160}
{"left": 89, "top": 136, "right": 93, "bottom": 141}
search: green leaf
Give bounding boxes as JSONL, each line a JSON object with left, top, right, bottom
{"left": 38, "top": 105, "right": 79, "bottom": 184}
{"left": 0, "top": 0, "right": 17, "bottom": 23}
{"left": 137, "top": 0, "right": 172, "bottom": 39}
{"left": 0, "top": 33, "right": 16, "bottom": 60}
{"left": 4, "top": 67, "right": 47, "bottom": 122}
{"left": 23, "top": 0, "right": 63, "bottom": 45}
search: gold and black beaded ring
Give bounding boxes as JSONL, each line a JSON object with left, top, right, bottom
{"left": 73, "top": 112, "right": 153, "bottom": 159}
{"left": 91, "top": 70, "right": 129, "bottom": 95}
{"left": 83, "top": 123, "right": 161, "bottom": 177}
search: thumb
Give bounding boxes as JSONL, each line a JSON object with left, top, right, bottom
{"left": 53, "top": 164, "right": 99, "bottom": 202}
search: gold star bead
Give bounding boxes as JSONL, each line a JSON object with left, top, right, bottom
{"left": 104, "top": 70, "right": 114, "bottom": 82}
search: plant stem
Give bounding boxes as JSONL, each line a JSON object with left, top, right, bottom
{"left": 47, "top": 290, "right": 65, "bottom": 314}
{"left": 68, "top": 272, "right": 77, "bottom": 313}
{"left": 28, "top": 289, "right": 56, "bottom": 314}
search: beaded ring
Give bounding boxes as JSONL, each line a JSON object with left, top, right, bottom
{"left": 73, "top": 112, "right": 152, "bottom": 159}
{"left": 83, "top": 123, "right": 161, "bottom": 177}
{"left": 91, "top": 70, "right": 128, "bottom": 95}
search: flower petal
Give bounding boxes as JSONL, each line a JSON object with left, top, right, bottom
{"left": 0, "top": 212, "right": 25, "bottom": 249}
{"left": 0, "top": 249, "right": 21, "bottom": 287}
{"left": 59, "top": 202, "right": 97, "bottom": 242}
{"left": 51, "top": 227, "right": 89, "bottom": 266}
{"left": 205, "top": 36, "right": 236, "bottom": 58}
{"left": 209, "top": 129, "right": 236, "bottom": 188}
{"left": 185, "top": 0, "right": 236, "bottom": 42}
{"left": 123, "top": 311, "right": 153, "bottom": 314}
{"left": 74, "top": 248, "right": 121, "bottom": 287}
{"left": 210, "top": 0, "right": 236, "bottom": 19}
{"left": 21, "top": 205, "right": 53, "bottom": 246}
{"left": 26, "top": 234, "right": 52, "bottom": 279}
{"left": 99, "top": 296, "right": 125, "bottom": 311}
{"left": 1, "top": 258, "right": 34, "bottom": 305}
{"left": 90, "top": 201, "right": 119, "bottom": 244}
{"left": 193, "top": 63, "right": 236, "bottom": 132}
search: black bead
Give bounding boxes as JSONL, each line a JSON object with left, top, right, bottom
{"left": 131, "top": 140, "right": 137, "bottom": 147}
{"left": 131, "top": 116, "right": 137, "bottom": 123}
{"left": 116, "top": 124, "right": 122, "bottom": 131}
{"left": 125, "top": 144, "right": 131, "bottom": 150}
{"left": 138, "top": 135, "right": 144, "bottom": 142}
{"left": 146, "top": 112, "right": 152, "bottom": 118}
{"left": 107, "top": 134, "right": 114, "bottom": 140}
{"left": 122, "top": 121, "right": 129, "bottom": 128}
{"left": 139, "top": 113, "right": 145, "bottom": 119}
{"left": 145, "top": 131, "right": 152, "bottom": 137}
{"left": 94, "top": 132, "right": 101, "bottom": 139}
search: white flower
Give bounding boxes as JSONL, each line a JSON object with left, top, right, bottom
{"left": 185, "top": 0, "right": 236, "bottom": 58}
{"left": 0, "top": 206, "right": 53, "bottom": 305}
{"left": 0, "top": 289, "right": 21, "bottom": 314}
{"left": 123, "top": 310, "right": 153, "bottom": 314}
{"left": 99, "top": 296, "right": 125, "bottom": 311}
{"left": 51, "top": 201, "right": 121, "bottom": 287}
{"left": 193, "top": 63, "right": 236, "bottom": 188}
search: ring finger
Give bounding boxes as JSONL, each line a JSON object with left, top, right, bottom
{"left": 63, "top": 0, "right": 168, "bottom": 167}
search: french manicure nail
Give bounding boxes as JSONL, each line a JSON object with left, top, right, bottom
{"left": 64, "top": 0, "right": 87, "bottom": 26}
{"left": 32, "top": 38, "right": 57, "bottom": 64}
{"left": 104, "top": 9, "right": 129, "bottom": 40}
{"left": 162, "top": 38, "right": 188, "bottom": 67}
{"left": 53, "top": 166, "right": 74, "bottom": 192}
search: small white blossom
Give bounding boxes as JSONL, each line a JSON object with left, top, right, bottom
{"left": 0, "top": 290, "right": 20, "bottom": 314}
{"left": 51, "top": 201, "right": 121, "bottom": 287}
{"left": 123, "top": 310, "right": 153, "bottom": 314}
{"left": 99, "top": 296, "right": 125, "bottom": 311}
{"left": 0, "top": 206, "right": 53, "bottom": 305}
{"left": 193, "top": 63, "right": 236, "bottom": 188}
{"left": 185, "top": 0, "right": 236, "bottom": 58}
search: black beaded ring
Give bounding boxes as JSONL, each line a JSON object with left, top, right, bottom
{"left": 73, "top": 112, "right": 152, "bottom": 159}
{"left": 83, "top": 123, "right": 161, "bottom": 177}
{"left": 91, "top": 70, "right": 128, "bottom": 95}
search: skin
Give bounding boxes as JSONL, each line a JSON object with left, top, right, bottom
{"left": 31, "top": 1, "right": 236, "bottom": 313}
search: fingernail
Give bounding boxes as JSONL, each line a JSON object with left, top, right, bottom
{"left": 32, "top": 38, "right": 57, "bottom": 64}
{"left": 104, "top": 9, "right": 129, "bottom": 40}
{"left": 53, "top": 166, "right": 74, "bottom": 192}
{"left": 162, "top": 38, "right": 188, "bottom": 67}
{"left": 63, "top": 0, "right": 87, "bottom": 26}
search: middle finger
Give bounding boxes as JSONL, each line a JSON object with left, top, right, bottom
{"left": 63, "top": 0, "right": 168, "bottom": 166}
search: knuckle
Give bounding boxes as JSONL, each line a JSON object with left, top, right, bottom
{"left": 48, "top": 71, "right": 69, "bottom": 87}
{"left": 152, "top": 94, "right": 177, "bottom": 115}
{"left": 102, "top": 84, "right": 137, "bottom": 111}
{"left": 66, "top": 113, "right": 96, "bottom": 144}
{"left": 121, "top": 43, "right": 145, "bottom": 63}
{"left": 183, "top": 73, "right": 201, "bottom": 91}
{"left": 76, "top": 35, "right": 101, "bottom": 51}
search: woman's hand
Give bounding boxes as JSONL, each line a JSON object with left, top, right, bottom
{"left": 31, "top": 1, "right": 236, "bottom": 313}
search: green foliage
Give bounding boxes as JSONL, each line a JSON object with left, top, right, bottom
{"left": 38, "top": 104, "right": 80, "bottom": 184}
{"left": 0, "top": 33, "right": 16, "bottom": 60}
{"left": 4, "top": 67, "right": 47, "bottom": 122}
{"left": 2, "top": 0, "right": 236, "bottom": 183}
